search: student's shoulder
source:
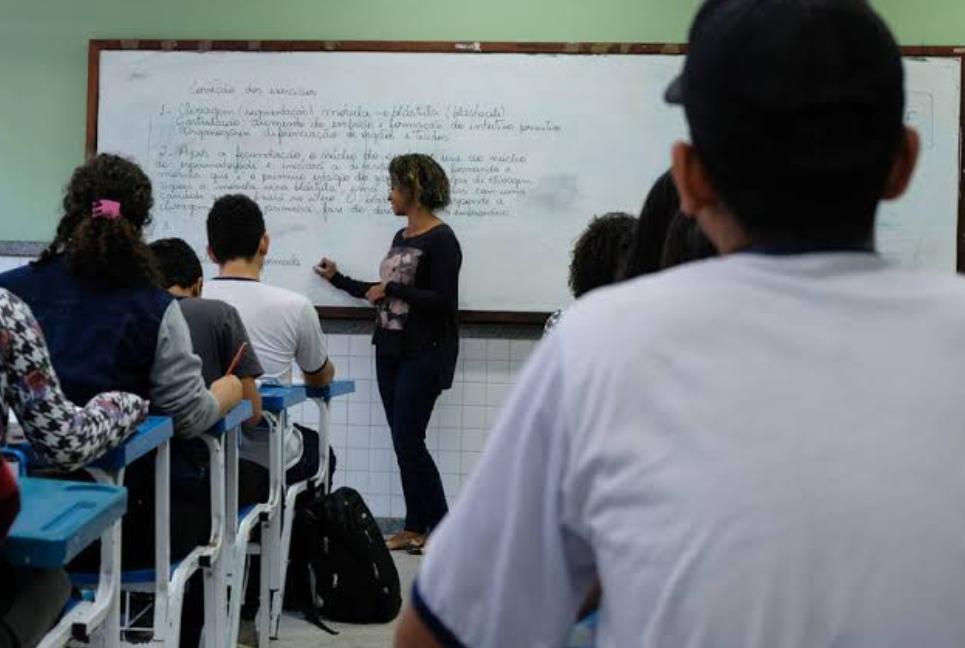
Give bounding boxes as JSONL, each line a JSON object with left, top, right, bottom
{"left": 565, "top": 257, "right": 728, "bottom": 327}
{"left": 0, "top": 287, "right": 30, "bottom": 320}
{"left": 207, "top": 279, "right": 313, "bottom": 321}
{"left": 882, "top": 266, "right": 965, "bottom": 311}
{"left": 108, "top": 280, "right": 174, "bottom": 320}
{"left": 207, "top": 277, "right": 296, "bottom": 301}
{"left": 0, "top": 257, "right": 62, "bottom": 290}
{"left": 0, "top": 262, "right": 32, "bottom": 286}
{"left": 553, "top": 257, "right": 734, "bottom": 366}
{"left": 179, "top": 296, "right": 241, "bottom": 321}
{"left": 256, "top": 282, "right": 315, "bottom": 314}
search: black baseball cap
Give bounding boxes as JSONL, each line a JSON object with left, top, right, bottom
{"left": 665, "top": 0, "right": 906, "bottom": 242}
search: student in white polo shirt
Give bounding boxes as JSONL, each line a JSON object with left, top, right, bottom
{"left": 396, "top": 1, "right": 965, "bottom": 646}
{"left": 205, "top": 194, "right": 336, "bottom": 636}
{"left": 203, "top": 194, "right": 335, "bottom": 503}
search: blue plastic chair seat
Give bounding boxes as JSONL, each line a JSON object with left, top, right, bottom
{"left": 70, "top": 560, "right": 184, "bottom": 588}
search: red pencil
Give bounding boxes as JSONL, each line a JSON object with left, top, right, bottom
{"left": 225, "top": 342, "right": 248, "bottom": 376}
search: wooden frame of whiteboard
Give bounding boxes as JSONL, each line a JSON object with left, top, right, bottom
{"left": 86, "top": 40, "right": 965, "bottom": 324}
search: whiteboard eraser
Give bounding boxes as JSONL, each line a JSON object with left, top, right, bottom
{"left": 455, "top": 42, "right": 482, "bottom": 52}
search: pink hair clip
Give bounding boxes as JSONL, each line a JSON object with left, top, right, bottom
{"left": 92, "top": 199, "right": 122, "bottom": 220}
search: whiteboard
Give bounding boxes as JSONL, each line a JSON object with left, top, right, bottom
{"left": 96, "top": 49, "right": 961, "bottom": 313}
{"left": 878, "top": 58, "right": 961, "bottom": 270}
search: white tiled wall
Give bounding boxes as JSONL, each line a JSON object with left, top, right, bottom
{"left": 289, "top": 334, "right": 537, "bottom": 519}
{"left": 0, "top": 255, "right": 538, "bottom": 520}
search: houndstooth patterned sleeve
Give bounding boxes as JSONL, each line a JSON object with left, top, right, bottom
{"left": 0, "top": 289, "right": 148, "bottom": 471}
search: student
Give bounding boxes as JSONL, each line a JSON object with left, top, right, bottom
{"left": 0, "top": 153, "right": 242, "bottom": 648}
{"left": 559, "top": 209, "right": 711, "bottom": 634}
{"left": 203, "top": 195, "right": 334, "bottom": 642}
{"left": 564, "top": 210, "right": 716, "bottom": 643}
{"left": 544, "top": 212, "right": 636, "bottom": 333}
{"left": 150, "top": 236, "right": 266, "bottom": 638}
{"left": 659, "top": 211, "right": 716, "bottom": 270}
{"left": 203, "top": 194, "right": 334, "bottom": 503}
{"left": 0, "top": 154, "right": 241, "bottom": 439}
{"left": 0, "top": 287, "right": 148, "bottom": 648}
{"left": 396, "top": 1, "right": 965, "bottom": 646}
{"left": 621, "top": 170, "right": 681, "bottom": 280}
{"left": 316, "top": 153, "right": 461, "bottom": 553}
{"left": 0, "top": 288, "right": 148, "bottom": 470}
{"left": 149, "top": 238, "right": 263, "bottom": 426}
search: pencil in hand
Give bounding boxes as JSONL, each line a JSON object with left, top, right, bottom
{"left": 225, "top": 342, "right": 248, "bottom": 377}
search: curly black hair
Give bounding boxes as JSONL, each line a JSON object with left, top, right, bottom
{"left": 149, "top": 238, "right": 203, "bottom": 289}
{"left": 206, "top": 194, "right": 266, "bottom": 264}
{"left": 389, "top": 154, "right": 451, "bottom": 211}
{"left": 37, "top": 153, "right": 160, "bottom": 288}
{"left": 622, "top": 170, "right": 680, "bottom": 280}
{"left": 568, "top": 212, "right": 637, "bottom": 298}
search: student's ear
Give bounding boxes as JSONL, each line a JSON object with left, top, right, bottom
{"left": 882, "top": 126, "right": 921, "bottom": 201}
{"left": 259, "top": 233, "right": 270, "bottom": 257}
{"left": 672, "top": 142, "right": 751, "bottom": 254}
{"left": 206, "top": 246, "right": 219, "bottom": 264}
{"left": 192, "top": 277, "right": 203, "bottom": 298}
{"left": 671, "top": 141, "right": 720, "bottom": 217}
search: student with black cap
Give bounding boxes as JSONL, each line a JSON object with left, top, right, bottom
{"left": 396, "top": 1, "right": 965, "bottom": 646}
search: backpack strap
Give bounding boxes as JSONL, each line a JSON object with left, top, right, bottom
{"left": 301, "top": 608, "right": 339, "bottom": 636}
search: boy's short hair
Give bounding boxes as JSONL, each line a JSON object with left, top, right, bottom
{"left": 149, "top": 238, "right": 203, "bottom": 289}
{"left": 667, "top": 0, "right": 905, "bottom": 245}
{"left": 206, "top": 194, "right": 266, "bottom": 264}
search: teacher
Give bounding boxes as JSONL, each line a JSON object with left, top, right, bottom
{"left": 316, "top": 153, "right": 462, "bottom": 553}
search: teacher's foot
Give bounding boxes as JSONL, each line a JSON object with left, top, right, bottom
{"left": 407, "top": 534, "right": 429, "bottom": 555}
{"left": 386, "top": 530, "right": 424, "bottom": 551}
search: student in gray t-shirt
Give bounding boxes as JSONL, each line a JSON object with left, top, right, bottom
{"left": 150, "top": 237, "right": 265, "bottom": 648}
{"left": 149, "top": 238, "right": 264, "bottom": 415}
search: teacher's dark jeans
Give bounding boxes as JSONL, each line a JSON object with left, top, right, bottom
{"left": 377, "top": 350, "right": 448, "bottom": 534}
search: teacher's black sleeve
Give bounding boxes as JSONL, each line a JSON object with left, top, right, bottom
{"left": 330, "top": 272, "right": 377, "bottom": 300}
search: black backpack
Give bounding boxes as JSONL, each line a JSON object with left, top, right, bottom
{"left": 285, "top": 486, "right": 402, "bottom": 627}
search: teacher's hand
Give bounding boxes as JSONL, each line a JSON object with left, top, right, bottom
{"left": 314, "top": 257, "right": 338, "bottom": 281}
{"left": 366, "top": 283, "right": 387, "bottom": 305}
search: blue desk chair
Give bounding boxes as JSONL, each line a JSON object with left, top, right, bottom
{"left": 225, "top": 386, "right": 302, "bottom": 648}
{"left": 200, "top": 400, "right": 253, "bottom": 648}
{"left": 267, "top": 381, "right": 354, "bottom": 639}
{"left": 64, "top": 417, "right": 174, "bottom": 648}
{"left": 4, "top": 476, "right": 127, "bottom": 648}
{"left": 3, "top": 416, "right": 174, "bottom": 648}
{"left": 76, "top": 404, "right": 251, "bottom": 648}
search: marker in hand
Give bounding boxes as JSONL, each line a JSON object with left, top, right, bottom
{"left": 225, "top": 342, "right": 248, "bottom": 377}
{"left": 314, "top": 257, "right": 337, "bottom": 280}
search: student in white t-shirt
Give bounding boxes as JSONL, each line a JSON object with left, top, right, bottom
{"left": 396, "top": 1, "right": 965, "bottom": 647}
{"left": 203, "top": 194, "right": 335, "bottom": 505}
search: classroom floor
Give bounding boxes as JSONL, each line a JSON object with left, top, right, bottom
{"left": 274, "top": 552, "right": 420, "bottom": 648}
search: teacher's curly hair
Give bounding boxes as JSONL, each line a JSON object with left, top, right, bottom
{"left": 389, "top": 154, "right": 451, "bottom": 211}
{"left": 36, "top": 153, "right": 161, "bottom": 288}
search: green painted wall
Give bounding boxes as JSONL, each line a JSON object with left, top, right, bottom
{"left": 1, "top": 0, "right": 962, "bottom": 242}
